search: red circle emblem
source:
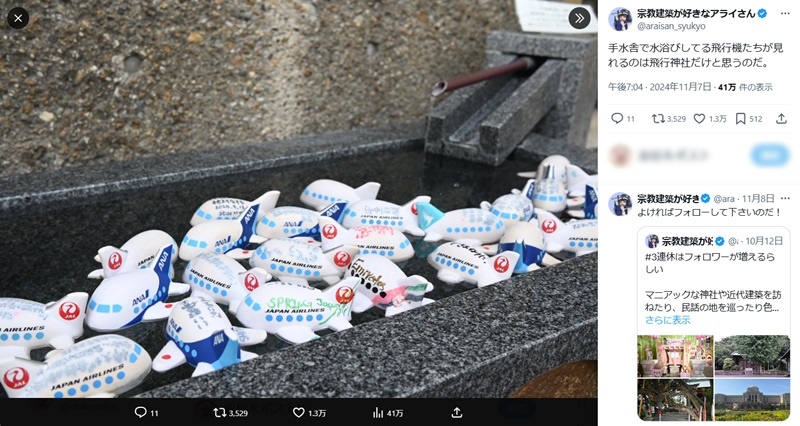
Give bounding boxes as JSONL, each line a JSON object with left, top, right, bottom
{"left": 244, "top": 273, "right": 259, "bottom": 291}
{"left": 411, "top": 203, "right": 418, "bottom": 215}
{"left": 4, "top": 368, "right": 29, "bottom": 390}
{"left": 334, "top": 251, "right": 351, "bottom": 267}
{"left": 59, "top": 302, "right": 81, "bottom": 320}
{"left": 541, "top": 219, "right": 557, "bottom": 234}
{"left": 335, "top": 287, "right": 354, "bottom": 304}
{"left": 108, "top": 252, "right": 123, "bottom": 270}
{"left": 322, "top": 224, "right": 337, "bottom": 240}
{"left": 493, "top": 256, "right": 510, "bottom": 273}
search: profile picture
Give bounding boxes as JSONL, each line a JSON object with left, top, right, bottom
{"left": 610, "top": 144, "right": 631, "bottom": 167}
{"left": 609, "top": 192, "right": 632, "bottom": 216}
{"left": 645, "top": 234, "right": 659, "bottom": 249}
{"left": 609, "top": 7, "right": 632, "bottom": 31}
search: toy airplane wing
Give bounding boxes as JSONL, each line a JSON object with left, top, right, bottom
{"left": 240, "top": 350, "right": 259, "bottom": 362}
{"left": 225, "top": 248, "right": 253, "bottom": 260}
{"left": 566, "top": 196, "right": 585, "bottom": 208}
{"left": 232, "top": 326, "right": 268, "bottom": 346}
{"left": 141, "top": 302, "right": 174, "bottom": 322}
{"left": 436, "top": 269, "right": 463, "bottom": 285}
{"left": 87, "top": 268, "right": 104, "bottom": 279}
{"left": 546, "top": 242, "right": 565, "bottom": 253}
{"left": 351, "top": 292, "right": 374, "bottom": 313}
{"left": 385, "top": 297, "right": 434, "bottom": 317}
{"left": 541, "top": 253, "right": 561, "bottom": 266}
{"left": 152, "top": 340, "right": 187, "bottom": 372}
{"left": 48, "top": 335, "right": 78, "bottom": 350}
{"left": 325, "top": 317, "right": 352, "bottom": 332}
{"left": 423, "top": 232, "right": 443, "bottom": 243}
{"left": 478, "top": 244, "right": 498, "bottom": 255}
{"left": 168, "top": 282, "right": 191, "bottom": 296}
{"left": 517, "top": 171, "right": 537, "bottom": 178}
{"left": 453, "top": 238, "right": 482, "bottom": 247}
{"left": 566, "top": 209, "right": 586, "bottom": 219}
{"left": 193, "top": 362, "right": 218, "bottom": 377}
{"left": 249, "top": 235, "right": 267, "bottom": 245}
{"left": 279, "top": 276, "right": 310, "bottom": 287}
{"left": 0, "top": 346, "right": 30, "bottom": 361}
{"left": 275, "top": 326, "right": 319, "bottom": 345}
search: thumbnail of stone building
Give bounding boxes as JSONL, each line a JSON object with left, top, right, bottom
{"left": 715, "top": 386, "right": 790, "bottom": 407}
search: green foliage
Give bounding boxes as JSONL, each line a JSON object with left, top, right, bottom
{"left": 715, "top": 410, "right": 790, "bottom": 421}
{"left": 722, "top": 358, "right": 737, "bottom": 371}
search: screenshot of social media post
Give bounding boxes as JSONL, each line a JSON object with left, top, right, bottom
{"left": 598, "top": 0, "right": 796, "bottom": 423}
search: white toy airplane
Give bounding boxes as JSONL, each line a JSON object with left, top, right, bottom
{"left": 416, "top": 202, "right": 506, "bottom": 246}
{"left": 87, "top": 230, "right": 178, "bottom": 280}
{"left": 255, "top": 202, "right": 346, "bottom": 241}
{"left": 0, "top": 334, "right": 151, "bottom": 398}
{"left": 516, "top": 154, "right": 570, "bottom": 184}
{"left": 249, "top": 238, "right": 358, "bottom": 286}
{"left": 0, "top": 292, "right": 88, "bottom": 362}
{"left": 184, "top": 252, "right": 271, "bottom": 314}
{"left": 346, "top": 254, "right": 434, "bottom": 316}
{"left": 179, "top": 197, "right": 268, "bottom": 261}
{"left": 189, "top": 190, "right": 280, "bottom": 226}
{"left": 152, "top": 297, "right": 267, "bottom": 377}
{"left": 480, "top": 179, "right": 535, "bottom": 229}
{"left": 300, "top": 179, "right": 380, "bottom": 211}
{"left": 340, "top": 195, "right": 431, "bottom": 237}
{"left": 85, "top": 244, "right": 190, "bottom": 332}
{"left": 427, "top": 242, "right": 519, "bottom": 287}
{"left": 318, "top": 216, "right": 415, "bottom": 263}
{"left": 235, "top": 277, "right": 361, "bottom": 345}
{"left": 534, "top": 208, "right": 598, "bottom": 256}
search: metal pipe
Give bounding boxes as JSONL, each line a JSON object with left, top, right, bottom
{"left": 431, "top": 57, "right": 535, "bottom": 97}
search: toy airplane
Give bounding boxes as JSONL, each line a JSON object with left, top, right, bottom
{"left": 235, "top": 277, "right": 361, "bottom": 345}
{"left": 480, "top": 180, "right": 535, "bottom": 229}
{"left": 0, "top": 292, "right": 88, "bottom": 362}
{"left": 516, "top": 154, "right": 570, "bottom": 184}
{"left": 416, "top": 202, "right": 506, "bottom": 246}
{"left": 300, "top": 179, "right": 380, "bottom": 211}
{"left": 318, "top": 216, "right": 415, "bottom": 263}
{"left": 189, "top": 190, "right": 280, "bottom": 226}
{"left": 179, "top": 198, "right": 267, "bottom": 261}
{"left": 184, "top": 252, "right": 271, "bottom": 314}
{"left": 496, "top": 221, "right": 556, "bottom": 274}
{"left": 340, "top": 195, "right": 431, "bottom": 237}
{"left": 534, "top": 208, "right": 598, "bottom": 256}
{"left": 255, "top": 202, "right": 346, "bottom": 241}
{"left": 152, "top": 297, "right": 267, "bottom": 377}
{"left": 347, "top": 254, "right": 434, "bottom": 316}
{"left": 249, "top": 238, "right": 359, "bottom": 286}
{"left": 87, "top": 230, "right": 178, "bottom": 280}
{"left": 530, "top": 164, "right": 567, "bottom": 213}
{"left": 85, "top": 245, "right": 190, "bottom": 332}
{"left": 0, "top": 334, "right": 151, "bottom": 398}
{"left": 427, "top": 242, "right": 520, "bottom": 287}
{"left": 565, "top": 164, "right": 598, "bottom": 198}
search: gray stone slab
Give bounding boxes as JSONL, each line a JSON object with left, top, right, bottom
{"left": 137, "top": 253, "right": 597, "bottom": 398}
{"left": 515, "top": 133, "right": 598, "bottom": 175}
{"left": 487, "top": 30, "right": 598, "bottom": 59}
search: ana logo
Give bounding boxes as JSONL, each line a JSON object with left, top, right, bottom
{"left": 541, "top": 219, "right": 558, "bottom": 234}
{"left": 59, "top": 302, "right": 81, "bottom": 320}
{"left": 335, "top": 287, "right": 355, "bottom": 304}
{"left": 411, "top": 203, "right": 418, "bottom": 215}
{"left": 322, "top": 224, "right": 337, "bottom": 240}
{"left": 108, "top": 252, "right": 123, "bottom": 270}
{"left": 334, "top": 251, "right": 351, "bottom": 267}
{"left": 244, "top": 273, "right": 259, "bottom": 291}
{"left": 493, "top": 256, "right": 510, "bottom": 273}
{"left": 4, "top": 367, "right": 29, "bottom": 389}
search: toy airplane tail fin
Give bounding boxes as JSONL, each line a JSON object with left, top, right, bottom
{"left": 234, "top": 268, "right": 270, "bottom": 304}
{"left": 323, "top": 244, "right": 359, "bottom": 272}
{"left": 584, "top": 184, "right": 598, "bottom": 219}
{"left": 533, "top": 208, "right": 565, "bottom": 236}
{"left": 522, "top": 179, "right": 536, "bottom": 200}
{"left": 321, "top": 277, "right": 360, "bottom": 307}
{"left": 253, "top": 190, "right": 281, "bottom": 217}
{"left": 318, "top": 217, "right": 351, "bottom": 252}
{"left": 566, "top": 164, "right": 589, "bottom": 185}
{"left": 477, "top": 251, "right": 520, "bottom": 287}
{"left": 415, "top": 202, "right": 445, "bottom": 231}
{"left": 0, "top": 358, "right": 46, "bottom": 397}
{"left": 149, "top": 244, "right": 173, "bottom": 289}
{"left": 44, "top": 292, "right": 89, "bottom": 340}
{"left": 402, "top": 195, "right": 431, "bottom": 216}
{"left": 319, "top": 201, "right": 347, "bottom": 223}
{"left": 237, "top": 202, "right": 261, "bottom": 241}
{"left": 97, "top": 246, "right": 130, "bottom": 278}
{"left": 353, "top": 182, "right": 381, "bottom": 202}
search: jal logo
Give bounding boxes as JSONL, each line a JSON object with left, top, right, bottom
{"left": 322, "top": 224, "right": 337, "bottom": 240}
{"left": 411, "top": 203, "right": 418, "bottom": 215}
{"left": 334, "top": 251, "right": 351, "bottom": 267}
{"left": 493, "top": 256, "right": 510, "bottom": 273}
{"left": 59, "top": 302, "right": 81, "bottom": 320}
{"left": 4, "top": 367, "right": 29, "bottom": 389}
{"left": 335, "top": 287, "right": 355, "bottom": 305}
{"left": 108, "top": 252, "right": 123, "bottom": 270}
{"left": 541, "top": 219, "right": 557, "bottom": 234}
{"left": 244, "top": 273, "right": 259, "bottom": 291}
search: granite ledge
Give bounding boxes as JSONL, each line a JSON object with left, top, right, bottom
{"left": 137, "top": 253, "right": 597, "bottom": 398}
